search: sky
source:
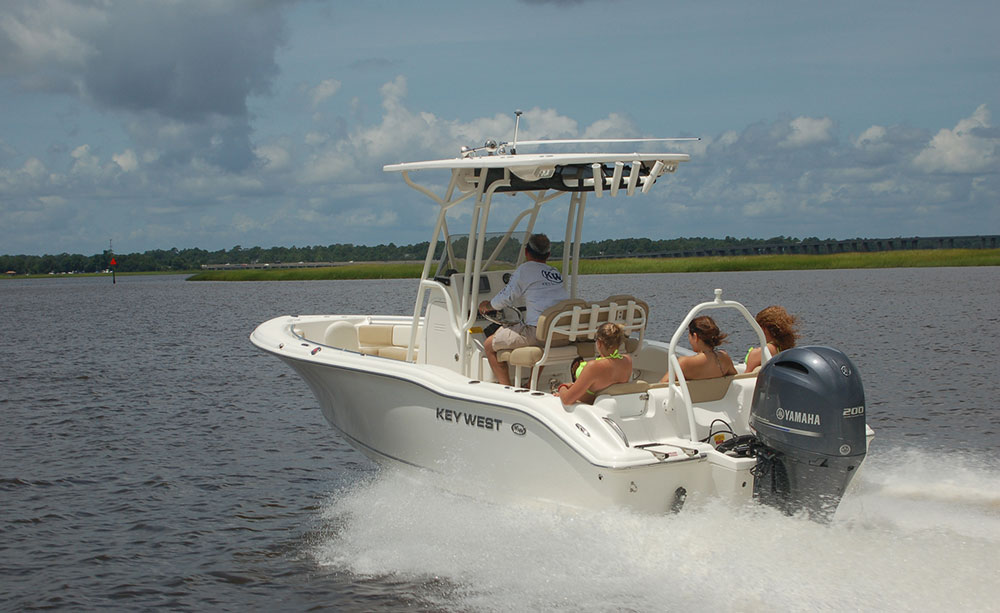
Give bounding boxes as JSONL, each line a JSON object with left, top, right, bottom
{"left": 1, "top": 0, "right": 997, "bottom": 256}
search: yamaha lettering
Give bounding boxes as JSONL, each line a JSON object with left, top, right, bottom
{"left": 775, "top": 406, "right": 821, "bottom": 426}
{"left": 435, "top": 408, "right": 503, "bottom": 431}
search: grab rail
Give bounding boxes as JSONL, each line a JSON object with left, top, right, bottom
{"left": 664, "top": 289, "right": 769, "bottom": 441}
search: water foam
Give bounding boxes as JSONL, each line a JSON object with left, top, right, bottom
{"left": 311, "top": 448, "right": 1000, "bottom": 612}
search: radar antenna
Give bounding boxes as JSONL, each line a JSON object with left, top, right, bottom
{"left": 511, "top": 109, "right": 523, "bottom": 155}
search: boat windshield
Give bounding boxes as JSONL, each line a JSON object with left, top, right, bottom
{"left": 433, "top": 231, "right": 523, "bottom": 277}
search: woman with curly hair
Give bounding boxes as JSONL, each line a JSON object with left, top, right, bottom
{"left": 663, "top": 315, "right": 737, "bottom": 382}
{"left": 745, "top": 305, "right": 800, "bottom": 371}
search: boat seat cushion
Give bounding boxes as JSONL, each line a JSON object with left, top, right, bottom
{"left": 600, "top": 294, "right": 650, "bottom": 328}
{"left": 650, "top": 371, "right": 756, "bottom": 403}
{"left": 684, "top": 375, "right": 735, "bottom": 403}
{"left": 392, "top": 325, "right": 420, "bottom": 347}
{"left": 324, "top": 321, "right": 359, "bottom": 351}
{"left": 499, "top": 344, "right": 578, "bottom": 366}
{"left": 356, "top": 323, "right": 420, "bottom": 360}
{"left": 378, "top": 346, "right": 418, "bottom": 360}
{"left": 533, "top": 295, "right": 648, "bottom": 347}
{"left": 358, "top": 324, "right": 394, "bottom": 347}
{"left": 596, "top": 380, "right": 650, "bottom": 396}
{"left": 500, "top": 337, "right": 639, "bottom": 366}
{"left": 535, "top": 299, "right": 589, "bottom": 346}
{"left": 574, "top": 337, "right": 639, "bottom": 358}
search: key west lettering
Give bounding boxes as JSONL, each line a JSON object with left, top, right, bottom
{"left": 436, "top": 408, "right": 503, "bottom": 431}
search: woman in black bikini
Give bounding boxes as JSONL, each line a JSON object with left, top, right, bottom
{"left": 554, "top": 322, "right": 633, "bottom": 405}
{"left": 663, "top": 315, "right": 737, "bottom": 381}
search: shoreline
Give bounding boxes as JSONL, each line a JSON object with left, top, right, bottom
{"left": 184, "top": 248, "right": 1000, "bottom": 281}
{"left": 4, "top": 248, "right": 996, "bottom": 281}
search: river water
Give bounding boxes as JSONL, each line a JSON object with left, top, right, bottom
{"left": 2, "top": 269, "right": 998, "bottom": 611}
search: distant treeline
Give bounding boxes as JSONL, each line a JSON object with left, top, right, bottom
{"left": 1, "top": 235, "right": 993, "bottom": 275}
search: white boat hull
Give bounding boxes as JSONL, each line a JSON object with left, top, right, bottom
{"left": 253, "top": 315, "right": 758, "bottom": 514}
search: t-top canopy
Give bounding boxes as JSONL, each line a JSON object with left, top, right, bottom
{"left": 383, "top": 152, "right": 689, "bottom": 172}
{"left": 384, "top": 152, "right": 691, "bottom": 196}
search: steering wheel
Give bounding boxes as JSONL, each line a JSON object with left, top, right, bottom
{"left": 481, "top": 306, "right": 524, "bottom": 327}
{"left": 433, "top": 268, "right": 458, "bottom": 286}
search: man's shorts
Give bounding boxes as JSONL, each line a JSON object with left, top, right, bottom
{"left": 491, "top": 323, "right": 539, "bottom": 351}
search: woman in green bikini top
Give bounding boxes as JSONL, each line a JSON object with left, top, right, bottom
{"left": 745, "top": 305, "right": 800, "bottom": 371}
{"left": 555, "top": 322, "right": 633, "bottom": 405}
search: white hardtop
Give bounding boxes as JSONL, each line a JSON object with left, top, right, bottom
{"left": 384, "top": 151, "right": 690, "bottom": 172}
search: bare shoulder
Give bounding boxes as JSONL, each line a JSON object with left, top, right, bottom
{"left": 717, "top": 350, "right": 737, "bottom": 374}
{"left": 588, "top": 357, "right": 617, "bottom": 373}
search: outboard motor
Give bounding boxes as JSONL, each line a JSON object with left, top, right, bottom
{"left": 749, "top": 346, "right": 867, "bottom": 520}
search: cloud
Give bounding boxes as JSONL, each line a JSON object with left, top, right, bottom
{"left": 580, "top": 113, "right": 637, "bottom": 139}
{"left": 913, "top": 104, "right": 998, "bottom": 173}
{"left": 855, "top": 126, "right": 887, "bottom": 148}
{"left": 300, "top": 148, "right": 360, "bottom": 184}
{"left": 518, "top": 108, "right": 580, "bottom": 140}
{"left": 255, "top": 143, "right": 291, "bottom": 172}
{"left": 851, "top": 123, "right": 928, "bottom": 167}
{"left": 0, "top": 0, "right": 102, "bottom": 89}
{"left": 123, "top": 112, "right": 257, "bottom": 172}
{"left": 83, "top": 2, "right": 286, "bottom": 121}
{"left": 0, "top": 157, "right": 49, "bottom": 211}
{"left": 0, "top": 68, "right": 997, "bottom": 255}
{"left": 0, "top": 0, "right": 290, "bottom": 172}
{"left": 309, "top": 78, "right": 341, "bottom": 108}
{"left": 647, "top": 107, "right": 998, "bottom": 238}
{"left": 2, "top": 0, "right": 287, "bottom": 117}
{"left": 337, "top": 208, "right": 399, "bottom": 229}
{"left": 69, "top": 143, "right": 101, "bottom": 176}
{"left": 112, "top": 149, "right": 138, "bottom": 172}
{"left": 780, "top": 116, "right": 835, "bottom": 148}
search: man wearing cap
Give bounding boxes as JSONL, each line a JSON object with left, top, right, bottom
{"left": 478, "top": 233, "right": 568, "bottom": 386}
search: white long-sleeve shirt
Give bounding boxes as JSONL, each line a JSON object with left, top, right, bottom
{"left": 490, "top": 261, "right": 568, "bottom": 326}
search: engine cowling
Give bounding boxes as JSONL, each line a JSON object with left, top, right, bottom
{"left": 749, "top": 346, "right": 868, "bottom": 520}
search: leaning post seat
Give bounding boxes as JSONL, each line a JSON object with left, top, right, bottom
{"left": 498, "top": 295, "right": 649, "bottom": 390}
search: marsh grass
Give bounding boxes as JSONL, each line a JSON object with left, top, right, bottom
{"left": 185, "top": 249, "right": 1000, "bottom": 281}
{"left": 577, "top": 248, "right": 1000, "bottom": 274}
{"left": 187, "top": 262, "right": 425, "bottom": 281}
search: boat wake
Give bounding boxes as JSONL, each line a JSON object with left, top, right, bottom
{"left": 837, "top": 447, "right": 1000, "bottom": 539}
{"left": 310, "top": 447, "right": 1000, "bottom": 612}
